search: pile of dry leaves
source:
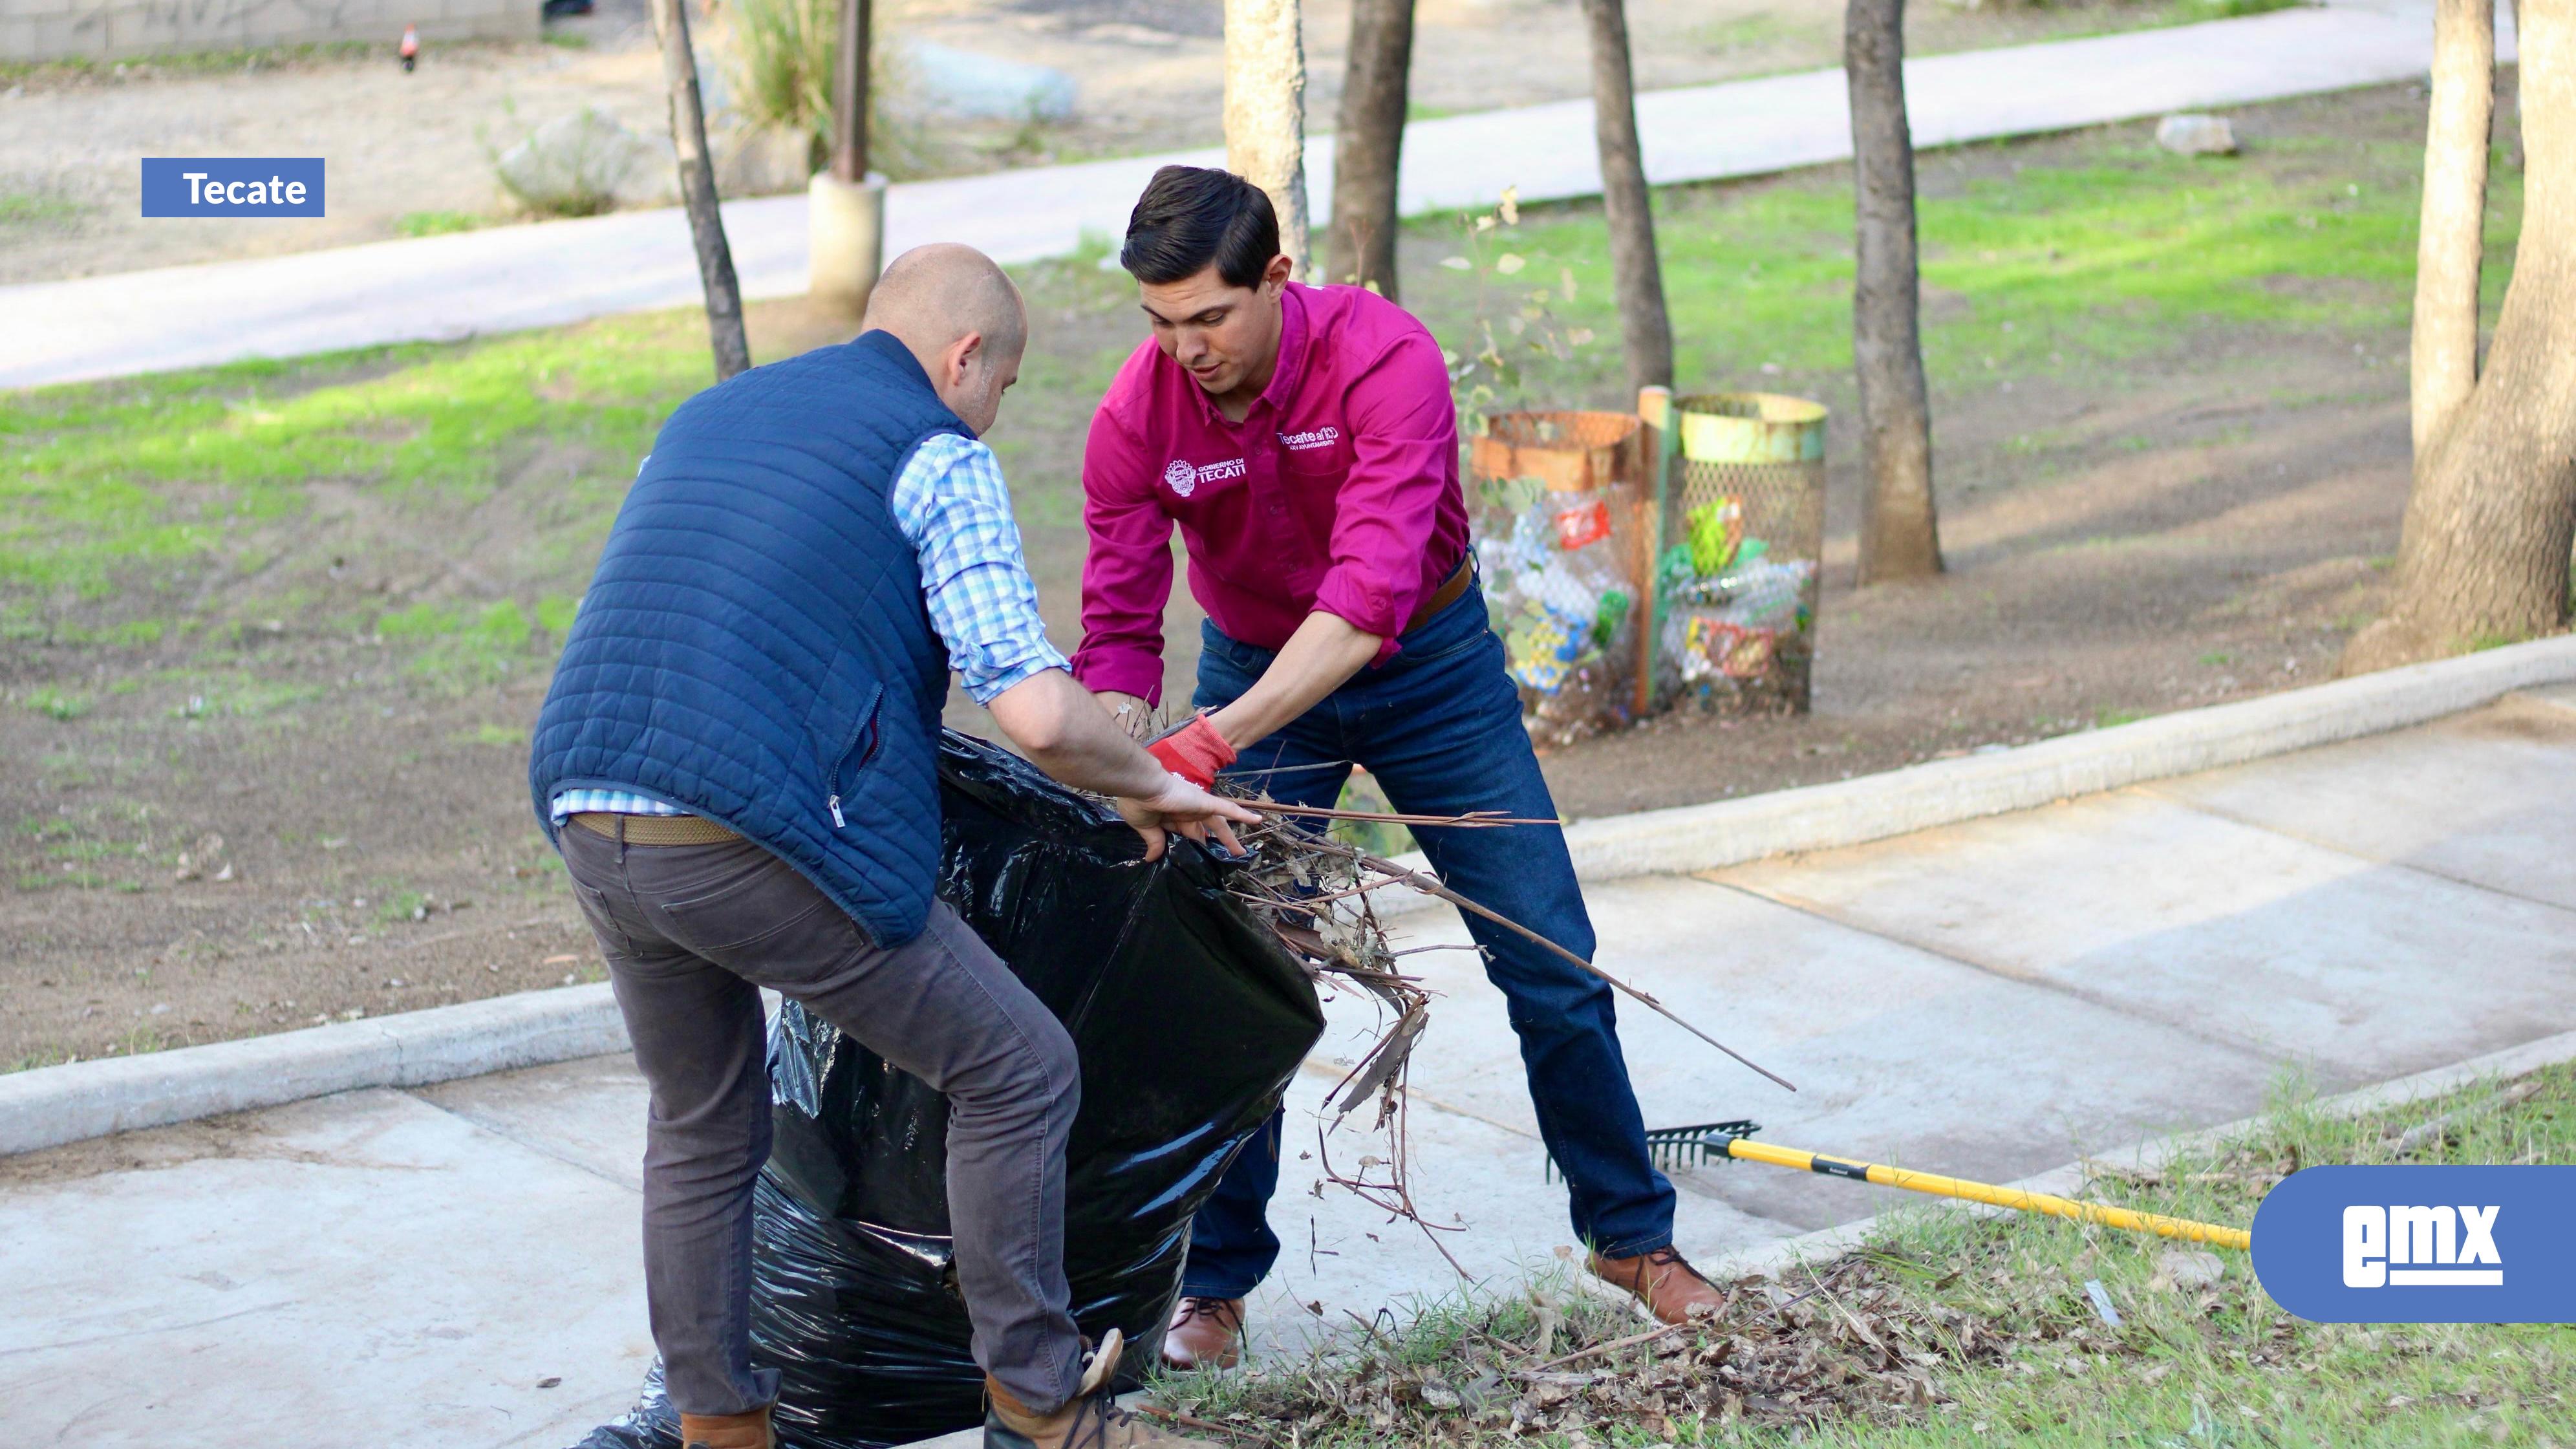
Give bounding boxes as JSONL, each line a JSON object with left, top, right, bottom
{"left": 1151, "top": 1254, "right": 2011, "bottom": 1446}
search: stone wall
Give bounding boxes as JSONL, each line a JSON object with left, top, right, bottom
{"left": 2, "top": 0, "right": 537, "bottom": 63}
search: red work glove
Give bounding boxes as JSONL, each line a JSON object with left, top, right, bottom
{"left": 1147, "top": 712, "right": 1237, "bottom": 789}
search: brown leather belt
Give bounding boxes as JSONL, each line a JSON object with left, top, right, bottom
{"left": 570, "top": 811, "right": 742, "bottom": 846}
{"left": 1406, "top": 554, "right": 1476, "bottom": 632}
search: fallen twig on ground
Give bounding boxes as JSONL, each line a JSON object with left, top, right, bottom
{"left": 1135, "top": 1404, "right": 1270, "bottom": 1442}
{"left": 1513, "top": 1318, "right": 1687, "bottom": 1375}
{"left": 2388, "top": 1079, "right": 2543, "bottom": 1157}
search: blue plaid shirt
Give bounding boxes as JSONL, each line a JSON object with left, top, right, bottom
{"left": 552, "top": 433, "right": 1069, "bottom": 822}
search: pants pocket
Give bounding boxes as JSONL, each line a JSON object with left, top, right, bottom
{"left": 659, "top": 846, "right": 843, "bottom": 959}
{"left": 572, "top": 882, "right": 639, "bottom": 960}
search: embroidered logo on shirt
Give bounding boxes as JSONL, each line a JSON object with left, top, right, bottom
{"left": 1277, "top": 425, "right": 1342, "bottom": 451}
{"left": 1163, "top": 457, "right": 1247, "bottom": 497}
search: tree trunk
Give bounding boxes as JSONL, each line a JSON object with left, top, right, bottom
{"left": 2412, "top": 0, "right": 2495, "bottom": 455}
{"left": 1580, "top": 0, "right": 1673, "bottom": 392}
{"left": 1326, "top": 0, "right": 1413, "bottom": 296}
{"left": 1225, "top": 0, "right": 1312, "bottom": 277}
{"left": 2347, "top": 0, "right": 2576, "bottom": 672}
{"left": 652, "top": 0, "right": 751, "bottom": 380}
{"left": 830, "top": 0, "right": 872, "bottom": 182}
{"left": 1845, "top": 0, "right": 1942, "bottom": 583}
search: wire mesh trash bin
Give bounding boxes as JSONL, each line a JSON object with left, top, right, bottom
{"left": 1467, "top": 411, "right": 1653, "bottom": 746}
{"left": 1651, "top": 391, "right": 1827, "bottom": 714}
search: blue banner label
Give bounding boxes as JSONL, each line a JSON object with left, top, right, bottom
{"left": 2251, "top": 1166, "right": 2576, "bottom": 1322}
{"left": 141, "top": 158, "right": 325, "bottom": 218}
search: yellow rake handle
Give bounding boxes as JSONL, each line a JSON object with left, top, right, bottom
{"left": 1724, "top": 1138, "right": 2253, "bottom": 1252}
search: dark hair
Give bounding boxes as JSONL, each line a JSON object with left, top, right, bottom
{"left": 1121, "top": 166, "right": 1280, "bottom": 288}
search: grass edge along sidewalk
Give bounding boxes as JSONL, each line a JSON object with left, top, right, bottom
{"left": 1142, "top": 1029, "right": 2576, "bottom": 1448}
{"left": 5, "top": 634, "right": 2575, "bottom": 1157}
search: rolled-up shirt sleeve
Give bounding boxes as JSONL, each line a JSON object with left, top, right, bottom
{"left": 894, "top": 433, "right": 1070, "bottom": 705}
{"left": 1069, "top": 407, "right": 1178, "bottom": 705}
{"left": 1311, "top": 332, "right": 1458, "bottom": 658}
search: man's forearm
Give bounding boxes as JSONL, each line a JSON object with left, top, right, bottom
{"left": 1206, "top": 611, "right": 1383, "bottom": 750}
{"left": 989, "top": 670, "right": 1172, "bottom": 799}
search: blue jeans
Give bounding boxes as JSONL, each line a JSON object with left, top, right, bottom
{"left": 1177, "top": 582, "right": 1677, "bottom": 1299}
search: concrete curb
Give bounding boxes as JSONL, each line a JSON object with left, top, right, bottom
{"left": 0, "top": 983, "right": 627, "bottom": 1158}
{"left": 6, "top": 636, "right": 2570, "bottom": 1159}
{"left": 1705, "top": 1025, "right": 2576, "bottom": 1283}
{"left": 1366, "top": 633, "right": 2576, "bottom": 918}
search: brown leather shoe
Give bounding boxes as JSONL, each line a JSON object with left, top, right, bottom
{"left": 1157, "top": 1295, "right": 1244, "bottom": 1370}
{"left": 679, "top": 1404, "right": 773, "bottom": 1449}
{"left": 1588, "top": 1245, "right": 1725, "bottom": 1324}
{"left": 986, "top": 1329, "right": 1215, "bottom": 1449}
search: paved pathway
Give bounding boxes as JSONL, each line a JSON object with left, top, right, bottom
{"left": 6, "top": 683, "right": 2573, "bottom": 1446}
{"left": 1, "top": 0, "right": 2474, "bottom": 389}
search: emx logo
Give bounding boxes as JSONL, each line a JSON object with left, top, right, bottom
{"left": 2252, "top": 1166, "right": 2573, "bottom": 1322}
{"left": 2343, "top": 1203, "right": 2502, "bottom": 1287}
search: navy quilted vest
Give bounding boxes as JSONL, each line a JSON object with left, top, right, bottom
{"left": 530, "top": 330, "right": 962, "bottom": 945}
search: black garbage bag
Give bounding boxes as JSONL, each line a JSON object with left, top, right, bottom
{"left": 579, "top": 731, "right": 1324, "bottom": 1449}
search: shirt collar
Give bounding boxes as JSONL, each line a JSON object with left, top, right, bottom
{"left": 1261, "top": 283, "right": 1310, "bottom": 414}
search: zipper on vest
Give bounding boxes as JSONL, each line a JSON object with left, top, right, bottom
{"left": 824, "top": 683, "right": 884, "bottom": 832}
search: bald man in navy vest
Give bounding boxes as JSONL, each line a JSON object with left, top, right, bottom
{"left": 532, "top": 244, "right": 1250, "bottom": 1449}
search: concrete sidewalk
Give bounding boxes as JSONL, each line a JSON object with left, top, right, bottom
{"left": 6, "top": 682, "right": 2573, "bottom": 1446}
{"left": 1, "top": 0, "right": 2476, "bottom": 389}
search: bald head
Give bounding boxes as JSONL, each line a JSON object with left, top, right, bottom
{"left": 866, "top": 243, "right": 1026, "bottom": 364}
{"left": 863, "top": 244, "right": 1026, "bottom": 435}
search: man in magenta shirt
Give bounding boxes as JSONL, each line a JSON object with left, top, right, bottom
{"left": 1072, "top": 167, "right": 1723, "bottom": 1368}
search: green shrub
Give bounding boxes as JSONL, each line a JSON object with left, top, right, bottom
{"left": 717, "top": 0, "right": 938, "bottom": 178}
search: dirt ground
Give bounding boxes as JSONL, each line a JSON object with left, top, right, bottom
{"left": 1, "top": 83, "right": 2426, "bottom": 1073}
{"left": 0, "top": 0, "right": 2190, "bottom": 284}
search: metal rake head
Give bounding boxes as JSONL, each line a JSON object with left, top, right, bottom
{"left": 1545, "top": 1120, "right": 1761, "bottom": 1182}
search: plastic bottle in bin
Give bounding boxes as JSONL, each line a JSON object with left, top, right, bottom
{"left": 1709, "top": 557, "right": 1812, "bottom": 630}
{"left": 1545, "top": 492, "right": 1634, "bottom": 639}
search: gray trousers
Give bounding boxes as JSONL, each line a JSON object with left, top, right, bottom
{"left": 561, "top": 824, "right": 1087, "bottom": 1418}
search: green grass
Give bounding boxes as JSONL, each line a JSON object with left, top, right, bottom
{"left": 2173, "top": 0, "right": 2306, "bottom": 17}
{"left": 0, "top": 314, "right": 699, "bottom": 605}
{"left": 1152, "top": 1066, "right": 2575, "bottom": 1447}
{"left": 1688, "top": 12, "right": 1812, "bottom": 54}
{"left": 455, "top": 720, "right": 531, "bottom": 747}
{"left": 162, "top": 671, "right": 324, "bottom": 719}
{"left": 1802, "top": 1068, "right": 2576, "bottom": 1446}
{"left": 393, "top": 209, "right": 489, "bottom": 237}
{"left": 19, "top": 687, "right": 88, "bottom": 720}
{"left": 0, "top": 189, "right": 83, "bottom": 229}
{"left": 1408, "top": 125, "right": 2518, "bottom": 409}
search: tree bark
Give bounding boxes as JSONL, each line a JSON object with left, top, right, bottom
{"left": 2412, "top": 0, "right": 2495, "bottom": 455}
{"left": 2346, "top": 0, "right": 2576, "bottom": 672}
{"left": 652, "top": 0, "right": 751, "bottom": 380}
{"left": 1845, "top": 0, "right": 1942, "bottom": 583}
{"left": 1225, "top": 0, "right": 1312, "bottom": 277}
{"left": 830, "top": 0, "right": 872, "bottom": 182}
{"left": 1326, "top": 0, "right": 1413, "bottom": 296}
{"left": 1580, "top": 0, "right": 1674, "bottom": 392}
